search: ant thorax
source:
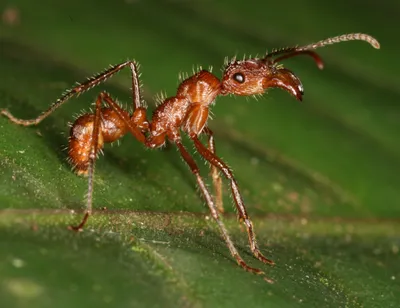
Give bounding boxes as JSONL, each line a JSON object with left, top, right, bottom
{"left": 149, "top": 69, "right": 221, "bottom": 144}
{"left": 177, "top": 70, "right": 221, "bottom": 106}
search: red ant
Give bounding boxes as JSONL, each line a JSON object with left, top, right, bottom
{"left": 1, "top": 33, "right": 380, "bottom": 277}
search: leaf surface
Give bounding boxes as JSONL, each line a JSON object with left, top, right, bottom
{"left": 0, "top": 1, "right": 399, "bottom": 307}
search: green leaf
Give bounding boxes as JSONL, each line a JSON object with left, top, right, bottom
{"left": 0, "top": 0, "right": 399, "bottom": 307}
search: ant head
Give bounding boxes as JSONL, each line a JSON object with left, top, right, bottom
{"left": 221, "top": 59, "right": 304, "bottom": 101}
{"left": 220, "top": 33, "right": 380, "bottom": 101}
{"left": 221, "top": 59, "right": 267, "bottom": 96}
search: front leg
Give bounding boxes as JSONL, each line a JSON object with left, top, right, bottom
{"left": 191, "top": 135, "right": 274, "bottom": 266}
{"left": 175, "top": 140, "right": 266, "bottom": 275}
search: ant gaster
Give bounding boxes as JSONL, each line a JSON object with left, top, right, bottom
{"left": 1, "top": 33, "right": 380, "bottom": 278}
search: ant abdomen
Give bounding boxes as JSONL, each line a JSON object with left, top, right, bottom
{"left": 68, "top": 108, "right": 129, "bottom": 175}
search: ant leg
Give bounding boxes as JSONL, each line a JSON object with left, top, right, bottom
{"left": 203, "top": 128, "right": 224, "bottom": 213}
{"left": 1, "top": 61, "right": 142, "bottom": 125}
{"left": 69, "top": 94, "right": 103, "bottom": 231}
{"left": 175, "top": 140, "right": 265, "bottom": 275}
{"left": 191, "top": 135, "right": 274, "bottom": 266}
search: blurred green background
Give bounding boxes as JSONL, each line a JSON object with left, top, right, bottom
{"left": 0, "top": 0, "right": 399, "bottom": 307}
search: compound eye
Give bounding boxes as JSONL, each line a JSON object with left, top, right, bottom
{"left": 232, "top": 72, "right": 245, "bottom": 84}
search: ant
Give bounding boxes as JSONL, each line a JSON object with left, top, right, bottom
{"left": 1, "top": 33, "right": 380, "bottom": 277}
